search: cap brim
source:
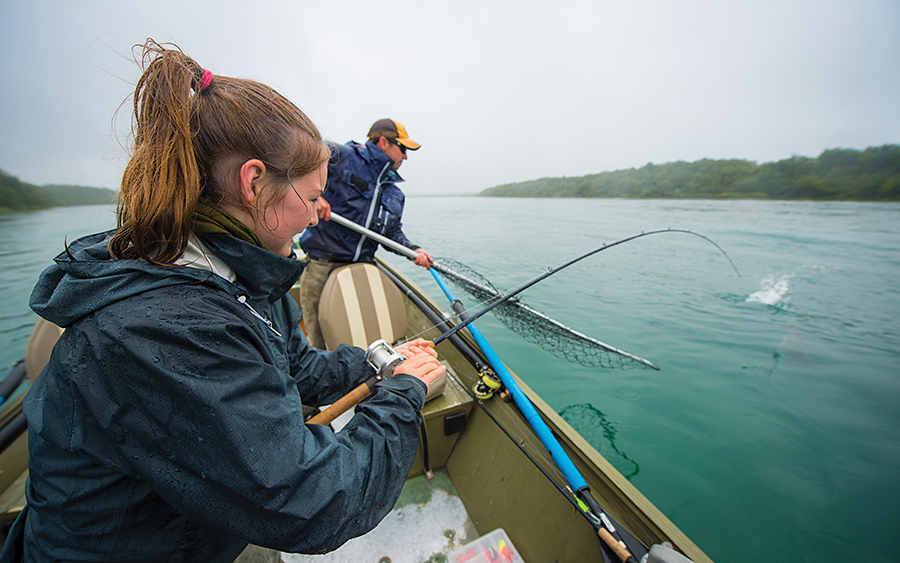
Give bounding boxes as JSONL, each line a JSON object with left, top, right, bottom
{"left": 397, "top": 138, "right": 421, "bottom": 151}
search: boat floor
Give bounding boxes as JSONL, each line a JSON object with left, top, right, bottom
{"left": 283, "top": 469, "right": 480, "bottom": 563}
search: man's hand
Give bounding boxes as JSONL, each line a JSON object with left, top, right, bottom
{"left": 316, "top": 197, "right": 332, "bottom": 220}
{"left": 413, "top": 249, "right": 433, "bottom": 270}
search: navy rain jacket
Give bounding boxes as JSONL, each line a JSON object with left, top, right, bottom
{"left": 4, "top": 231, "right": 426, "bottom": 562}
{"left": 298, "top": 140, "right": 417, "bottom": 263}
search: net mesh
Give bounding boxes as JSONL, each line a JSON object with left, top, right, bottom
{"left": 434, "top": 258, "right": 658, "bottom": 371}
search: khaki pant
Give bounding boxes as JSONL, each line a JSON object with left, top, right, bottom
{"left": 234, "top": 544, "right": 281, "bottom": 562}
{"left": 298, "top": 257, "right": 350, "bottom": 349}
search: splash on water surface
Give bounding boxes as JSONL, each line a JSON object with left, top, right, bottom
{"left": 746, "top": 274, "right": 793, "bottom": 307}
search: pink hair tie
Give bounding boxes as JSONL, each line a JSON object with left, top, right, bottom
{"left": 198, "top": 69, "right": 213, "bottom": 92}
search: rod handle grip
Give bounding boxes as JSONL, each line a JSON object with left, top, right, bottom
{"left": 597, "top": 527, "right": 637, "bottom": 563}
{"left": 308, "top": 381, "right": 372, "bottom": 426}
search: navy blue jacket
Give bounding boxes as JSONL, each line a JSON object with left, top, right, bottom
{"left": 298, "top": 140, "right": 417, "bottom": 262}
{"left": 5, "top": 231, "right": 426, "bottom": 562}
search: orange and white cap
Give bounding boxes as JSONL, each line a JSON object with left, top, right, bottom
{"left": 367, "top": 118, "right": 421, "bottom": 151}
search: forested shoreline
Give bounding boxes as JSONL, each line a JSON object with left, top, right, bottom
{"left": 480, "top": 145, "right": 900, "bottom": 200}
{"left": 0, "top": 169, "right": 116, "bottom": 211}
{"left": 5, "top": 144, "right": 900, "bottom": 207}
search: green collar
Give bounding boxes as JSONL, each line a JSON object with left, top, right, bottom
{"left": 193, "top": 199, "right": 271, "bottom": 252}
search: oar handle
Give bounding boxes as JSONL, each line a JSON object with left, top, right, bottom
{"left": 329, "top": 212, "right": 453, "bottom": 274}
{"left": 308, "top": 380, "right": 374, "bottom": 426}
{"left": 330, "top": 212, "right": 418, "bottom": 260}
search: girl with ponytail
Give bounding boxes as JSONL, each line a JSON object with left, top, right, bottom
{"left": 6, "top": 40, "right": 444, "bottom": 563}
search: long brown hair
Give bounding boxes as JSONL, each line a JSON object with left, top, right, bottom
{"left": 109, "top": 39, "right": 327, "bottom": 264}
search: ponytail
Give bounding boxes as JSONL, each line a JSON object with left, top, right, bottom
{"left": 110, "top": 40, "right": 204, "bottom": 264}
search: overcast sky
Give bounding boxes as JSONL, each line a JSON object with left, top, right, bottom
{"left": 1, "top": 0, "right": 898, "bottom": 195}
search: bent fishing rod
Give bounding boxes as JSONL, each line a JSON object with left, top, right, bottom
{"left": 327, "top": 213, "right": 663, "bottom": 369}
{"left": 309, "top": 216, "right": 737, "bottom": 427}
{"left": 309, "top": 216, "right": 737, "bottom": 394}
{"left": 327, "top": 211, "right": 737, "bottom": 353}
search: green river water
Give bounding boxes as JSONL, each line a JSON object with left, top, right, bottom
{"left": 1, "top": 198, "right": 897, "bottom": 562}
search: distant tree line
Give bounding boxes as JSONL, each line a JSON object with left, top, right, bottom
{"left": 0, "top": 169, "right": 117, "bottom": 211}
{"left": 480, "top": 145, "right": 900, "bottom": 201}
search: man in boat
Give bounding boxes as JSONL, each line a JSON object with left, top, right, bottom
{"left": 297, "top": 118, "right": 433, "bottom": 349}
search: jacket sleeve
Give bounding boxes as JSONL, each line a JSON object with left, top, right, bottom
{"left": 70, "top": 286, "right": 426, "bottom": 554}
{"left": 282, "top": 294, "right": 372, "bottom": 407}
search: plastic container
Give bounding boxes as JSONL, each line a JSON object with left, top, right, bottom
{"left": 446, "top": 528, "right": 521, "bottom": 563}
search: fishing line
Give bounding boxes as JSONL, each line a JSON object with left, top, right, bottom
{"left": 405, "top": 229, "right": 739, "bottom": 367}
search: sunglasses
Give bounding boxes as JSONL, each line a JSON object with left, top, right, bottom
{"left": 390, "top": 139, "right": 407, "bottom": 154}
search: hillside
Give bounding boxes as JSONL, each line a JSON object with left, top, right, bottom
{"left": 480, "top": 145, "right": 900, "bottom": 201}
{"left": 0, "top": 170, "right": 116, "bottom": 211}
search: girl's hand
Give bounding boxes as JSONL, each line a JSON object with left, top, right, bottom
{"left": 394, "top": 338, "right": 437, "bottom": 358}
{"left": 393, "top": 339, "right": 444, "bottom": 390}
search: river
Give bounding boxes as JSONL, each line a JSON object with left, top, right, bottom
{"left": 1, "top": 198, "right": 898, "bottom": 562}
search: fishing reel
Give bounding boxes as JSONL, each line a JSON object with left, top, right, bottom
{"left": 365, "top": 339, "right": 406, "bottom": 380}
{"left": 472, "top": 366, "right": 502, "bottom": 400}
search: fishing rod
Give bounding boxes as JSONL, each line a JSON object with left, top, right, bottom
{"left": 428, "top": 267, "right": 640, "bottom": 562}
{"left": 375, "top": 263, "right": 656, "bottom": 562}
{"left": 311, "top": 212, "right": 737, "bottom": 418}
{"left": 327, "top": 212, "right": 661, "bottom": 370}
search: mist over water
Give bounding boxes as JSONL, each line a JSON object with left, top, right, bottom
{"left": 2, "top": 199, "right": 898, "bottom": 562}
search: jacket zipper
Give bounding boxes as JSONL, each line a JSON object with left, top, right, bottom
{"left": 353, "top": 160, "right": 393, "bottom": 262}
{"left": 237, "top": 295, "right": 282, "bottom": 337}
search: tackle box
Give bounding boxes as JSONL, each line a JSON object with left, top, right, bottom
{"left": 446, "top": 528, "right": 521, "bottom": 563}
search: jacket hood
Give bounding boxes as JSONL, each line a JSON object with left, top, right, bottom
{"left": 30, "top": 231, "right": 304, "bottom": 327}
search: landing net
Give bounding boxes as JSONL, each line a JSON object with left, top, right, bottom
{"left": 433, "top": 258, "right": 659, "bottom": 371}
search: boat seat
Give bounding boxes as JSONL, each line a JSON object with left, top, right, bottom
{"left": 24, "top": 318, "right": 64, "bottom": 381}
{"left": 319, "top": 262, "right": 445, "bottom": 402}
